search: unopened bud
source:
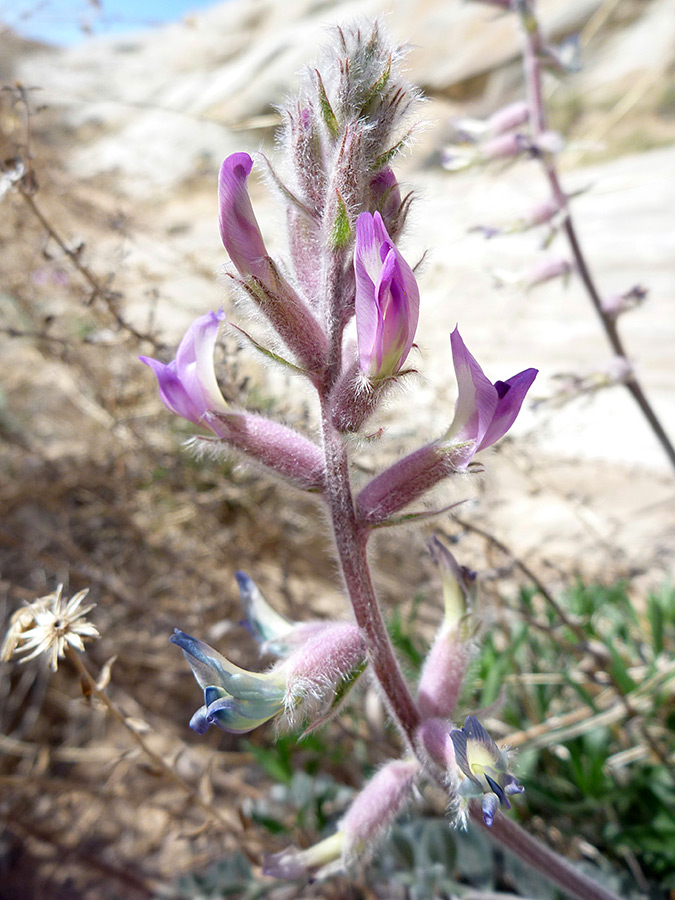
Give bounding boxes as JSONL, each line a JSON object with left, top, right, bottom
{"left": 520, "top": 195, "right": 563, "bottom": 229}
{"left": 486, "top": 100, "right": 530, "bottom": 135}
{"left": 523, "top": 255, "right": 573, "bottom": 289}
{"left": 601, "top": 285, "right": 647, "bottom": 318}
{"left": 341, "top": 759, "right": 418, "bottom": 865}
{"left": 417, "top": 538, "right": 477, "bottom": 719}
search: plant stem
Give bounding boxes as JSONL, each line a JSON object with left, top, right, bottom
{"left": 470, "top": 807, "right": 625, "bottom": 900}
{"left": 515, "top": 0, "right": 675, "bottom": 472}
{"left": 319, "top": 405, "right": 421, "bottom": 745}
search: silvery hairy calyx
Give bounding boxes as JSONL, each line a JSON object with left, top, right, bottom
{"left": 141, "top": 21, "right": 619, "bottom": 900}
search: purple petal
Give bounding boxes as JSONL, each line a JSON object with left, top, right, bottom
{"left": 369, "top": 167, "right": 402, "bottom": 226}
{"left": 448, "top": 328, "right": 498, "bottom": 447}
{"left": 139, "top": 356, "right": 203, "bottom": 424}
{"left": 218, "top": 152, "right": 268, "bottom": 278}
{"left": 189, "top": 705, "right": 212, "bottom": 734}
{"left": 478, "top": 367, "right": 537, "bottom": 450}
{"left": 140, "top": 311, "right": 227, "bottom": 428}
{"left": 354, "top": 212, "right": 419, "bottom": 378}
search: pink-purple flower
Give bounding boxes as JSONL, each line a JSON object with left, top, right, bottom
{"left": 140, "top": 310, "right": 227, "bottom": 429}
{"left": 445, "top": 327, "right": 537, "bottom": 466}
{"left": 218, "top": 152, "right": 268, "bottom": 280}
{"left": 354, "top": 211, "right": 420, "bottom": 380}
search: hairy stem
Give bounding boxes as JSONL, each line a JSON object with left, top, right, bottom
{"left": 471, "top": 807, "right": 625, "bottom": 900}
{"left": 319, "top": 405, "right": 420, "bottom": 745}
{"left": 515, "top": 0, "right": 675, "bottom": 472}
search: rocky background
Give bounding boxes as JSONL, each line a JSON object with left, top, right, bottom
{"left": 1, "top": 0, "right": 674, "bottom": 897}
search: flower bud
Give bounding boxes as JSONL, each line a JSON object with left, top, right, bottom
{"left": 354, "top": 211, "right": 420, "bottom": 380}
{"left": 368, "top": 167, "right": 407, "bottom": 240}
{"left": 515, "top": 195, "right": 563, "bottom": 231}
{"left": 218, "top": 153, "right": 268, "bottom": 281}
{"left": 417, "top": 538, "right": 477, "bottom": 719}
{"left": 486, "top": 100, "right": 530, "bottom": 136}
{"left": 600, "top": 284, "right": 647, "bottom": 318}
{"left": 523, "top": 255, "right": 573, "bottom": 288}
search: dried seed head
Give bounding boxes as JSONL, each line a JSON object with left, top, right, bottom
{"left": 1, "top": 585, "right": 99, "bottom": 672}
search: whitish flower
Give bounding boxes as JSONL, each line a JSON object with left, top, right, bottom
{"left": 171, "top": 620, "right": 367, "bottom": 735}
{"left": 1, "top": 585, "right": 99, "bottom": 672}
{"left": 450, "top": 715, "right": 524, "bottom": 826}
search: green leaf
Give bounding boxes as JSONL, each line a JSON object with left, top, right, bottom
{"left": 245, "top": 740, "right": 293, "bottom": 785}
{"left": 330, "top": 192, "right": 351, "bottom": 250}
{"left": 647, "top": 594, "right": 665, "bottom": 654}
{"left": 607, "top": 643, "right": 637, "bottom": 693}
{"left": 315, "top": 69, "right": 339, "bottom": 138}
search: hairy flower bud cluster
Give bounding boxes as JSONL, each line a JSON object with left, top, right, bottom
{"left": 139, "top": 20, "right": 536, "bottom": 879}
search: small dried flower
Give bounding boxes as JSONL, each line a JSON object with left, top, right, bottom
{"left": 1, "top": 585, "right": 99, "bottom": 672}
